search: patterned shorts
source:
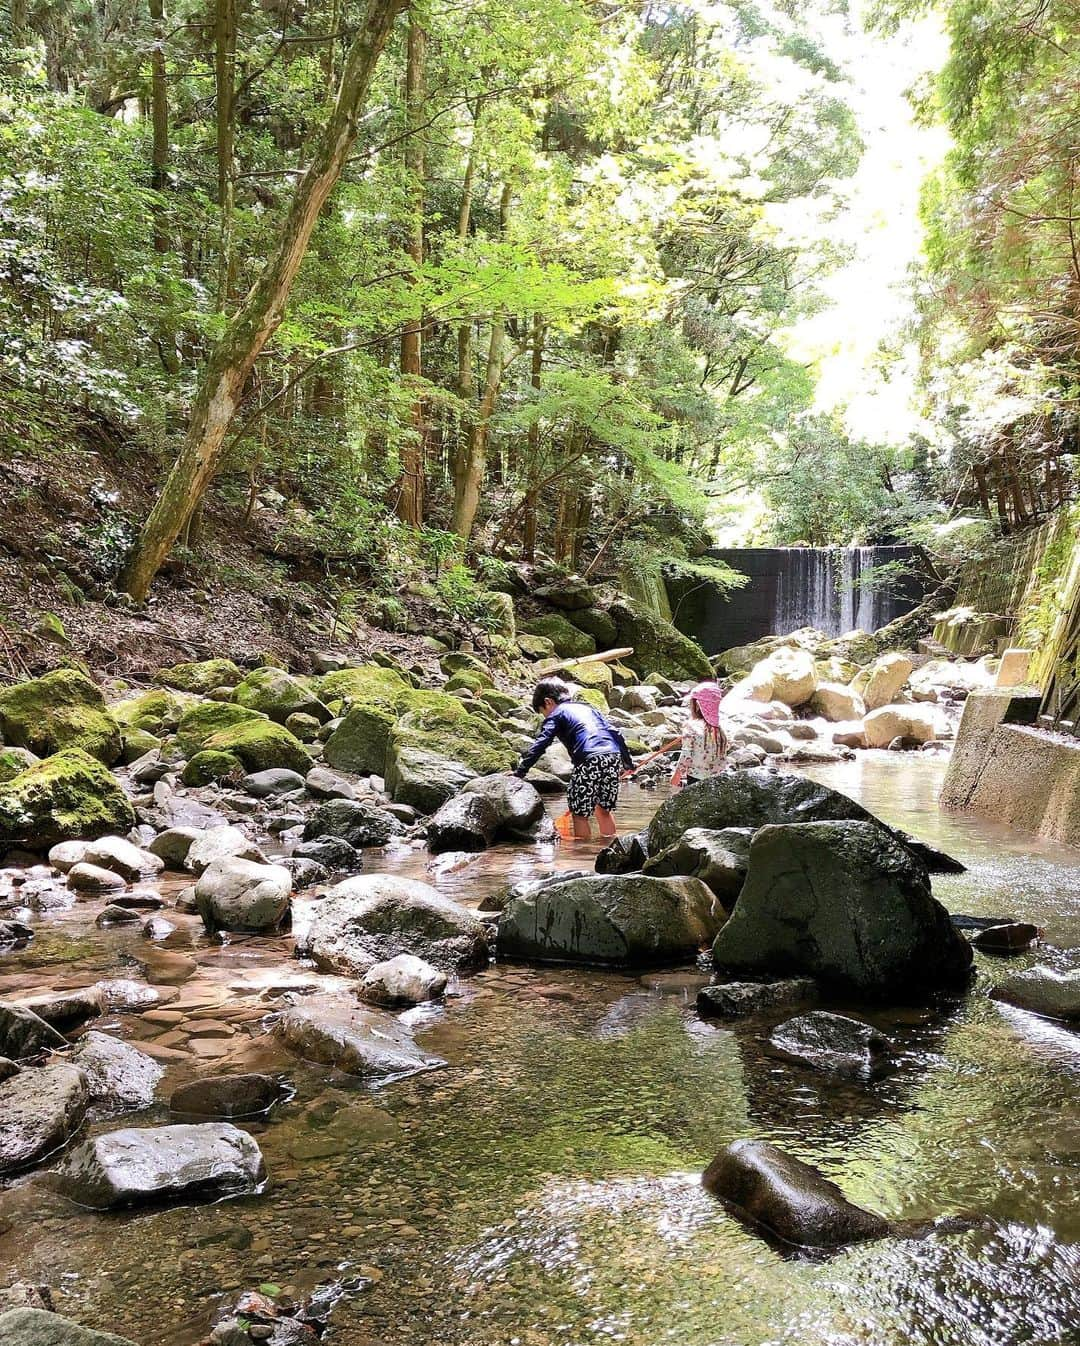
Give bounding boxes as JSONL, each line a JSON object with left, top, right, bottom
{"left": 567, "top": 752, "right": 622, "bottom": 816}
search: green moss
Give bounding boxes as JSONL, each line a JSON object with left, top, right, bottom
{"left": 156, "top": 658, "right": 243, "bottom": 694}
{"left": 232, "top": 666, "right": 327, "bottom": 724}
{"left": 0, "top": 747, "right": 39, "bottom": 783}
{"left": 517, "top": 633, "right": 557, "bottom": 660}
{"left": 608, "top": 599, "right": 711, "bottom": 680}
{"left": 446, "top": 670, "right": 488, "bottom": 694}
{"left": 573, "top": 687, "right": 609, "bottom": 712}
{"left": 565, "top": 660, "right": 613, "bottom": 691}
{"left": 0, "top": 668, "right": 122, "bottom": 764}
{"left": 439, "top": 652, "right": 493, "bottom": 683}
{"left": 521, "top": 615, "right": 596, "bottom": 659}
{"left": 567, "top": 606, "right": 618, "bottom": 648}
{"left": 316, "top": 664, "right": 411, "bottom": 706}
{"left": 205, "top": 719, "right": 311, "bottom": 774}
{"left": 182, "top": 749, "right": 244, "bottom": 786}
{"left": 120, "top": 727, "right": 161, "bottom": 763}
{"left": 478, "top": 688, "right": 519, "bottom": 715}
{"left": 385, "top": 700, "right": 515, "bottom": 811}
{"left": 176, "top": 701, "right": 264, "bottom": 756}
{"left": 110, "top": 687, "right": 191, "bottom": 734}
{"left": 320, "top": 668, "right": 453, "bottom": 775}
{"left": 0, "top": 747, "right": 136, "bottom": 850}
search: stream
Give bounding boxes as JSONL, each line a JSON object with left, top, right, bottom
{"left": 1, "top": 754, "right": 1079, "bottom": 1345}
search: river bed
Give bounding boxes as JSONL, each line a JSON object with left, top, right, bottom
{"left": 1, "top": 755, "right": 1078, "bottom": 1345}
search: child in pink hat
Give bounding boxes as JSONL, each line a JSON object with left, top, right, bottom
{"left": 651, "top": 680, "right": 730, "bottom": 788}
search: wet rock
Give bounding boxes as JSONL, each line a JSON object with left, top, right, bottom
{"left": 497, "top": 873, "right": 724, "bottom": 968}
{"left": 147, "top": 826, "right": 201, "bottom": 868}
{"left": 0, "top": 1063, "right": 88, "bottom": 1173}
{"left": 241, "top": 769, "right": 307, "bottom": 799}
{"left": 863, "top": 705, "right": 938, "bottom": 748}
{"left": 275, "top": 997, "right": 445, "bottom": 1080}
{"left": 112, "top": 892, "right": 164, "bottom": 910}
{"left": 67, "top": 863, "right": 127, "bottom": 894}
{"left": 769, "top": 1011, "right": 894, "bottom": 1078}
{"left": 295, "top": 875, "right": 489, "bottom": 976}
{"left": 95, "top": 904, "right": 141, "bottom": 927}
{"left": 594, "top": 831, "right": 649, "bottom": 875}
{"left": 460, "top": 773, "right": 547, "bottom": 838}
{"left": 142, "top": 915, "right": 176, "bottom": 941}
{"left": 0, "top": 918, "right": 33, "bottom": 948}
{"left": 702, "top": 1139, "right": 889, "bottom": 1248}
{"left": 94, "top": 979, "right": 176, "bottom": 1013}
{"left": 19, "top": 988, "right": 102, "bottom": 1031}
{"left": 711, "top": 821, "right": 973, "bottom": 1000}
{"left": 47, "top": 840, "right": 89, "bottom": 873}
{"left": 186, "top": 825, "right": 266, "bottom": 874}
{"left": 641, "top": 827, "right": 750, "bottom": 904}
{"left": 426, "top": 792, "right": 500, "bottom": 854}
{"left": 970, "top": 922, "right": 1039, "bottom": 954}
{"left": 303, "top": 766, "right": 356, "bottom": 800}
{"left": 195, "top": 858, "right": 292, "bottom": 933}
{"left": 861, "top": 652, "right": 913, "bottom": 711}
{"left": 82, "top": 836, "right": 163, "bottom": 881}
{"left": 0, "top": 1307, "right": 137, "bottom": 1345}
{"left": 991, "top": 966, "right": 1080, "bottom": 1022}
{"left": 359, "top": 954, "right": 448, "bottom": 1006}
{"left": 810, "top": 682, "right": 865, "bottom": 722}
{"left": 57, "top": 1122, "right": 266, "bottom": 1209}
{"left": 0, "top": 1002, "right": 67, "bottom": 1059}
{"left": 301, "top": 799, "right": 403, "bottom": 849}
{"left": 696, "top": 978, "right": 819, "bottom": 1018}
{"left": 18, "top": 877, "right": 75, "bottom": 912}
{"left": 292, "top": 836, "right": 360, "bottom": 872}
{"left": 283, "top": 857, "right": 329, "bottom": 889}
{"left": 68, "top": 1031, "right": 163, "bottom": 1113}
{"left": 169, "top": 1073, "right": 286, "bottom": 1119}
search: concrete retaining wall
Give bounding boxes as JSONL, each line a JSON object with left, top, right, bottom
{"left": 941, "top": 689, "right": 1080, "bottom": 846}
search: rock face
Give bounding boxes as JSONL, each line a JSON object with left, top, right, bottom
{"left": 0, "top": 669, "right": 122, "bottom": 765}
{"left": 0, "top": 1308, "right": 137, "bottom": 1346}
{"left": 711, "top": 821, "right": 973, "bottom": 999}
{"left": 990, "top": 967, "right": 1080, "bottom": 1022}
{"left": 302, "top": 799, "right": 403, "bottom": 849}
{"left": 58, "top": 1123, "right": 266, "bottom": 1209}
{"left": 0, "top": 1002, "right": 67, "bottom": 1059}
{"left": 497, "top": 873, "right": 723, "bottom": 967}
{"left": 0, "top": 1063, "right": 89, "bottom": 1174}
{"left": 359, "top": 954, "right": 448, "bottom": 1006}
{"left": 641, "top": 827, "right": 750, "bottom": 904}
{"left": 69, "top": 1031, "right": 164, "bottom": 1112}
{"left": 0, "top": 749, "right": 136, "bottom": 851}
{"left": 170, "top": 1073, "right": 285, "bottom": 1118}
{"left": 769, "top": 1011, "right": 893, "bottom": 1078}
{"left": 295, "top": 875, "right": 489, "bottom": 976}
{"left": 275, "top": 998, "right": 445, "bottom": 1080}
{"left": 702, "top": 1139, "right": 889, "bottom": 1248}
{"left": 195, "top": 858, "right": 292, "bottom": 933}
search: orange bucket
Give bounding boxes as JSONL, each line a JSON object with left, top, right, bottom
{"left": 554, "top": 810, "right": 576, "bottom": 839}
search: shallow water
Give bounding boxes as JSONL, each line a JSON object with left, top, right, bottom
{"left": 1, "top": 756, "right": 1079, "bottom": 1346}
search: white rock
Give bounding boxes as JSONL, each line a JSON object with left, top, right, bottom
{"left": 147, "top": 827, "right": 202, "bottom": 867}
{"left": 863, "top": 705, "right": 939, "bottom": 748}
{"left": 194, "top": 857, "right": 291, "bottom": 932}
{"left": 48, "top": 841, "right": 90, "bottom": 874}
{"left": 861, "top": 653, "right": 913, "bottom": 711}
{"left": 762, "top": 647, "right": 817, "bottom": 706}
{"left": 83, "top": 836, "right": 164, "bottom": 881}
{"left": 360, "top": 954, "right": 448, "bottom": 1006}
{"left": 185, "top": 825, "right": 265, "bottom": 875}
{"left": 811, "top": 682, "right": 865, "bottom": 722}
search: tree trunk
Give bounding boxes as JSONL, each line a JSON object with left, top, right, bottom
{"left": 120, "top": 0, "right": 405, "bottom": 603}
{"left": 396, "top": 7, "right": 426, "bottom": 527}
{"left": 214, "top": 0, "right": 238, "bottom": 309}
{"left": 451, "top": 182, "right": 510, "bottom": 543}
{"left": 522, "top": 312, "right": 545, "bottom": 559}
{"left": 455, "top": 112, "right": 479, "bottom": 400}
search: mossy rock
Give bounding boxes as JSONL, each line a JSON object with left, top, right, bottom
{"left": 439, "top": 652, "right": 493, "bottom": 683}
{"left": 445, "top": 670, "right": 488, "bottom": 695}
{"left": 110, "top": 688, "right": 191, "bottom": 735}
{"left": 0, "top": 747, "right": 39, "bottom": 783}
{"left": 176, "top": 701, "right": 265, "bottom": 756}
{"left": 565, "top": 660, "right": 614, "bottom": 691}
{"left": 608, "top": 599, "right": 711, "bottom": 680}
{"left": 156, "top": 659, "right": 243, "bottom": 694}
{"left": 232, "top": 666, "right": 329, "bottom": 724}
{"left": 204, "top": 720, "right": 311, "bottom": 775}
{"left": 285, "top": 712, "right": 321, "bottom": 743}
{"left": 478, "top": 688, "right": 519, "bottom": 715}
{"left": 480, "top": 590, "right": 516, "bottom": 638}
{"left": 316, "top": 664, "right": 411, "bottom": 706}
{"left": 520, "top": 615, "right": 596, "bottom": 660}
{"left": 567, "top": 606, "right": 618, "bottom": 648}
{"left": 385, "top": 702, "right": 514, "bottom": 812}
{"left": 0, "top": 747, "right": 136, "bottom": 850}
{"left": 318, "top": 666, "right": 418, "bottom": 775}
{"left": 182, "top": 750, "right": 244, "bottom": 787}
{"left": 0, "top": 669, "right": 122, "bottom": 765}
{"left": 517, "top": 633, "right": 557, "bottom": 660}
{"left": 120, "top": 728, "right": 161, "bottom": 764}
{"left": 573, "top": 688, "right": 609, "bottom": 712}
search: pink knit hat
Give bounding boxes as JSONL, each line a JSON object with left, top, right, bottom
{"left": 686, "top": 681, "right": 724, "bottom": 728}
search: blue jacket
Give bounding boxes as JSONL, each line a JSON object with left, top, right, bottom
{"left": 517, "top": 701, "right": 633, "bottom": 774}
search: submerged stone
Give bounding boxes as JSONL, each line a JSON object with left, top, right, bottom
{"left": 696, "top": 978, "right": 819, "bottom": 1019}
{"left": 275, "top": 997, "right": 445, "bottom": 1080}
{"left": 768, "top": 1011, "right": 894, "bottom": 1078}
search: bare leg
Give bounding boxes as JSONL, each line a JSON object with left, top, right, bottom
{"left": 571, "top": 813, "right": 592, "bottom": 840}
{"left": 595, "top": 806, "right": 617, "bottom": 839}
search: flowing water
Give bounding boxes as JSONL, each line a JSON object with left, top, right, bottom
{"left": 1, "top": 757, "right": 1079, "bottom": 1345}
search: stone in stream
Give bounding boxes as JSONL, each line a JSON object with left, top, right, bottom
{"left": 702, "top": 1139, "right": 890, "bottom": 1248}
{"left": 303, "top": 766, "right": 356, "bottom": 800}
{"left": 301, "top": 798, "right": 403, "bottom": 849}
{"left": 18, "top": 987, "right": 103, "bottom": 1031}
{"left": 0, "top": 1308, "right": 137, "bottom": 1345}
{"left": 241, "top": 768, "right": 307, "bottom": 798}
{"left": 282, "top": 857, "right": 330, "bottom": 889}
{"left": 81, "top": 836, "right": 163, "bottom": 881}
{"left": 696, "top": 978, "right": 819, "bottom": 1019}
{"left": 711, "top": 821, "right": 973, "bottom": 1000}
{"left": 0, "top": 748, "right": 136, "bottom": 850}
{"left": 95, "top": 904, "right": 141, "bottom": 927}
{"left": 292, "top": 835, "right": 360, "bottom": 872}
{"left": 768, "top": 1011, "right": 894, "bottom": 1078}
{"left": 360, "top": 954, "right": 448, "bottom": 1006}
{"left": 594, "top": 830, "right": 650, "bottom": 875}
{"left": 169, "top": 1073, "right": 286, "bottom": 1119}
{"left": 970, "top": 922, "right": 1039, "bottom": 954}
{"left": 46, "top": 840, "right": 89, "bottom": 873}
{"left": 990, "top": 966, "right": 1080, "bottom": 1022}
{"left": 641, "top": 827, "right": 751, "bottom": 904}
{"left": 142, "top": 915, "right": 177, "bottom": 941}
{"left": 425, "top": 792, "right": 500, "bottom": 854}
{"left": 275, "top": 997, "right": 445, "bottom": 1081}
{"left": 0, "top": 1056, "right": 19, "bottom": 1083}
{"left": 93, "top": 979, "right": 177, "bottom": 1013}
{"left": 146, "top": 826, "right": 202, "bottom": 868}
{"left": 0, "top": 918, "right": 33, "bottom": 948}
{"left": 66, "top": 862, "right": 127, "bottom": 894}
{"left": 496, "top": 873, "right": 724, "bottom": 968}
{"left": 68, "top": 1031, "right": 164, "bottom": 1113}
{"left": 57, "top": 1122, "right": 266, "bottom": 1209}
{"left": 0, "top": 1002, "right": 67, "bottom": 1059}
{"left": 460, "top": 773, "right": 548, "bottom": 838}
{"left": 0, "top": 1063, "right": 88, "bottom": 1174}
{"left": 294, "top": 875, "right": 489, "bottom": 977}
{"left": 185, "top": 824, "right": 266, "bottom": 875}
{"left": 194, "top": 857, "right": 292, "bottom": 933}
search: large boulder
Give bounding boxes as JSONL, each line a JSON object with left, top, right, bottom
{"left": 68, "top": 1031, "right": 163, "bottom": 1113}
{"left": 711, "top": 821, "right": 973, "bottom": 999}
{"left": 194, "top": 858, "right": 292, "bottom": 933}
{"left": 425, "top": 792, "right": 499, "bottom": 853}
{"left": 57, "top": 1122, "right": 266, "bottom": 1209}
{"left": 156, "top": 659, "right": 242, "bottom": 694}
{"left": 185, "top": 825, "right": 265, "bottom": 874}
{"left": 811, "top": 682, "right": 865, "bottom": 722}
{"left": 302, "top": 798, "right": 403, "bottom": 849}
{"left": 385, "top": 702, "right": 514, "bottom": 813}
{"left": 295, "top": 875, "right": 489, "bottom": 976}
{"left": 0, "top": 1309, "right": 136, "bottom": 1346}
{"left": 0, "top": 1003, "right": 67, "bottom": 1059}
{"left": 231, "top": 667, "right": 330, "bottom": 724}
{"left": 202, "top": 718, "right": 310, "bottom": 776}
{"left": 567, "top": 606, "right": 619, "bottom": 648}
{"left": 318, "top": 665, "right": 417, "bottom": 774}
{"left": 702, "top": 1139, "right": 889, "bottom": 1248}
{"left": 496, "top": 873, "right": 724, "bottom": 967}
{"left": 859, "top": 652, "right": 913, "bottom": 711}
{"left": 0, "top": 749, "right": 135, "bottom": 852}
{"left": 608, "top": 599, "right": 712, "bottom": 680}
{"left": 427, "top": 773, "right": 548, "bottom": 853}
{"left": 534, "top": 574, "right": 597, "bottom": 610}
{"left": 82, "top": 836, "right": 163, "bottom": 881}
{"left": 275, "top": 997, "right": 445, "bottom": 1080}
{"left": 0, "top": 670, "right": 122, "bottom": 765}
{"left": 863, "top": 705, "right": 938, "bottom": 748}
{"left": 175, "top": 701, "right": 262, "bottom": 755}
{"left": 462, "top": 773, "right": 547, "bottom": 835}
{"left": 520, "top": 614, "right": 596, "bottom": 659}
{"left": 760, "top": 647, "right": 817, "bottom": 706}
{"left": 641, "top": 827, "right": 751, "bottom": 904}
{"left": 0, "top": 1063, "right": 88, "bottom": 1174}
